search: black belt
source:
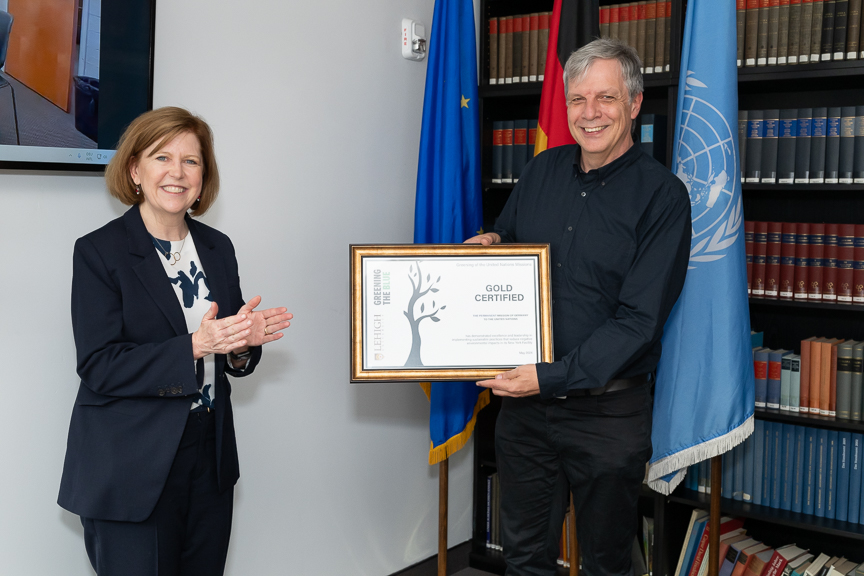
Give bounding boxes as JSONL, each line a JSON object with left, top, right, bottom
{"left": 566, "top": 373, "right": 650, "bottom": 397}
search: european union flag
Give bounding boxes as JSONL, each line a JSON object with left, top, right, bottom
{"left": 414, "top": 0, "right": 488, "bottom": 464}
{"left": 647, "top": 0, "right": 755, "bottom": 493}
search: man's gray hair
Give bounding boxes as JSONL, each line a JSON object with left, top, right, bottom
{"left": 562, "top": 38, "right": 644, "bottom": 102}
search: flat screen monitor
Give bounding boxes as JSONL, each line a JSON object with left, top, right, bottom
{"left": 0, "top": 0, "right": 155, "bottom": 171}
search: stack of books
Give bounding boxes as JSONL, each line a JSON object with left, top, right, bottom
{"left": 600, "top": 2, "right": 673, "bottom": 74}
{"left": 487, "top": 13, "right": 551, "bottom": 85}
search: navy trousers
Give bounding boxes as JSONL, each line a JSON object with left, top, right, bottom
{"left": 495, "top": 384, "right": 654, "bottom": 576}
{"left": 82, "top": 410, "right": 234, "bottom": 576}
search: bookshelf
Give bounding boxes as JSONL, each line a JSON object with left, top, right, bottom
{"left": 473, "top": 1, "right": 864, "bottom": 575}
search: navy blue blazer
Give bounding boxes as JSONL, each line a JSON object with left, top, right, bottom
{"left": 58, "top": 205, "right": 261, "bottom": 522}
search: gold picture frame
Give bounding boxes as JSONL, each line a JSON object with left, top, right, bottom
{"left": 350, "top": 243, "right": 553, "bottom": 382}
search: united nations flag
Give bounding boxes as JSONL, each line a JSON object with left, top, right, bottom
{"left": 648, "top": 0, "right": 755, "bottom": 493}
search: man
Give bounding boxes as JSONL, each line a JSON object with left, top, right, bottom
{"left": 468, "top": 38, "right": 691, "bottom": 576}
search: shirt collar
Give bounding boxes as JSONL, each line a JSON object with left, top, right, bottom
{"left": 572, "top": 142, "right": 641, "bottom": 185}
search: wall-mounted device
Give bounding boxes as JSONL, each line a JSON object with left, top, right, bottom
{"left": 401, "top": 18, "right": 426, "bottom": 61}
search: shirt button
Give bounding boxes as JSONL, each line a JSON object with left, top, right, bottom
{"left": 601, "top": 181, "right": 605, "bottom": 186}
{"left": 581, "top": 191, "right": 586, "bottom": 197}
{"left": 568, "top": 226, "right": 573, "bottom": 231}
{"left": 557, "top": 263, "right": 562, "bottom": 268}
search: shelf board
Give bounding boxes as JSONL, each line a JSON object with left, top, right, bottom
{"left": 668, "top": 489, "right": 864, "bottom": 541}
{"left": 483, "top": 181, "right": 516, "bottom": 191}
{"left": 738, "top": 59, "right": 864, "bottom": 82}
{"left": 754, "top": 408, "right": 864, "bottom": 433}
{"left": 748, "top": 298, "right": 864, "bottom": 312}
{"left": 480, "top": 83, "right": 543, "bottom": 98}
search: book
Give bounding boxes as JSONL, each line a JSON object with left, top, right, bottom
{"left": 787, "top": 556, "right": 817, "bottom": 576}
{"left": 800, "top": 0, "right": 815, "bottom": 61}
{"left": 502, "top": 120, "right": 514, "bottom": 183}
{"left": 809, "top": 338, "right": 826, "bottom": 414}
{"left": 747, "top": 221, "right": 755, "bottom": 293}
{"left": 831, "top": 339, "right": 843, "bottom": 416}
{"left": 825, "top": 107, "right": 842, "bottom": 183}
{"left": 620, "top": 3, "right": 632, "bottom": 49}
{"left": 854, "top": 106, "right": 864, "bottom": 182}
{"left": 771, "top": 421, "right": 784, "bottom": 507}
{"left": 838, "top": 224, "right": 855, "bottom": 303}
{"left": 778, "top": 110, "right": 798, "bottom": 183}
{"left": 502, "top": 16, "right": 513, "bottom": 84}
{"left": 837, "top": 340, "right": 856, "bottom": 419}
{"left": 766, "top": 222, "right": 783, "bottom": 298}
{"left": 819, "top": 338, "right": 843, "bottom": 415}
{"left": 718, "top": 532, "right": 751, "bottom": 573}
{"left": 781, "top": 353, "right": 794, "bottom": 410}
{"left": 808, "top": 223, "right": 825, "bottom": 301}
{"left": 824, "top": 223, "right": 839, "bottom": 301}
{"left": 833, "top": 0, "right": 848, "bottom": 58}
{"left": 743, "top": 549, "right": 778, "bottom": 576}
{"left": 781, "top": 423, "right": 796, "bottom": 510}
{"left": 762, "top": 110, "right": 780, "bottom": 183}
{"left": 852, "top": 342, "right": 864, "bottom": 420}
{"left": 601, "top": 5, "right": 611, "bottom": 38}
{"left": 804, "top": 554, "right": 831, "bottom": 576}
{"left": 826, "top": 429, "right": 838, "bottom": 518}
{"left": 795, "top": 109, "right": 813, "bottom": 183}
{"left": 755, "top": 348, "right": 771, "bottom": 407}
{"left": 765, "top": 546, "right": 811, "bottom": 576}
{"left": 793, "top": 423, "right": 807, "bottom": 512}
{"left": 803, "top": 425, "right": 817, "bottom": 514}
{"left": 744, "top": 432, "right": 755, "bottom": 501}
{"left": 492, "top": 121, "right": 504, "bottom": 183}
{"left": 759, "top": 0, "right": 772, "bottom": 64}
{"left": 800, "top": 336, "right": 818, "bottom": 411}
{"left": 837, "top": 431, "right": 851, "bottom": 521}
{"left": 754, "top": 221, "right": 769, "bottom": 297}
{"left": 610, "top": 5, "right": 621, "bottom": 40}
{"left": 637, "top": 2, "right": 647, "bottom": 71}
{"left": 790, "top": 354, "right": 803, "bottom": 413}
{"left": 794, "top": 223, "right": 810, "bottom": 301}
{"left": 664, "top": 0, "right": 671, "bottom": 70}
{"left": 655, "top": 0, "right": 667, "bottom": 72}
{"left": 687, "top": 517, "right": 746, "bottom": 576}
{"left": 529, "top": 13, "right": 539, "bottom": 81}
{"left": 498, "top": 17, "right": 508, "bottom": 85}
{"left": 674, "top": 509, "right": 710, "bottom": 576}
{"left": 489, "top": 18, "right": 499, "bottom": 85}
{"left": 815, "top": 427, "right": 828, "bottom": 517}
{"left": 740, "top": 110, "right": 750, "bottom": 182}
{"left": 820, "top": 0, "right": 836, "bottom": 60}
{"left": 839, "top": 107, "right": 857, "bottom": 182}
{"left": 629, "top": 3, "right": 639, "bottom": 50}
{"left": 734, "top": 441, "right": 746, "bottom": 500}
{"left": 754, "top": 419, "right": 765, "bottom": 505}
{"left": 847, "top": 0, "right": 862, "bottom": 58}
{"left": 747, "top": 0, "right": 762, "bottom": 65}
{"left": 732, "top": 544, "right": 772, "bottom": 576}
{"left": 512, "top": 119, "right": 528, "bottom": 182}
{"left": 779, "top": 0, "right": 792, "bottom": 63}
{"left": 811, "top": 0, "right": 825, "bottom": 61}
{"left": 538, "top": 12, "right": 549, "bottom": 81}
{"left": 855, "top": 224, "right": 864, "bottom": 303}
{"left": 849, "top": 433, "right": 862, "bottom": 522}
{"left": 739, "top": 0, "right": 749, "bottom": 65}
{"left": 768, "top": 349, "right": 792, "bottom": 408}
{"left": 769, "top": 0, "right": 782, "bottom": 64}
{"left": 721, "top": 538, "right": 761, "bottom": 576}
{"left": 790, "top": 0, "right": 804, "bottom": 62}
{"left": 763, "top": 421, "right": 775, "bottom": 506}
{"left": 780, "top": 222, "right": 797, "bottom": 299}
{"left": 809, "top": 107, "right": 828, "bottom": 183}
{"left": 520, "top": 15, "right": 530, "bottom": 82}
{"left": 511, "top": 15, "right": 522, "bottom": 83}
{"left": 645, "top": 1, "right": 657, "bottom": 73}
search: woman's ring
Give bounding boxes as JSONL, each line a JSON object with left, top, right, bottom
{"left": 264, "top": 326, "right": 269, "bottom": 336}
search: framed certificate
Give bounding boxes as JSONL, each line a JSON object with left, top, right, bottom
{"left": 350, "top": 244, "right": 553, "bottom": 382}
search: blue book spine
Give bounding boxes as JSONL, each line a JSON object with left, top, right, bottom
{"left": 733, "top": 442, "right": 745, "bottom": 501}
{"left": 826, "top": 430, "right": 839, "bottom": 519}
{"left": 815, "top": 428, "right": 828, "bottom": 517}
{"left": 744, "top": 431, "right": 755, "bottom": 502}
{"left": 681, "top": 518, "right": 708, "bottom": 576}
{"left": 722, "top": 449, "right": 734, "bottom": 499}
{"left": 803, "top": 426, "right": 817, "bottom": 515}
{"left": 753, "top": 419, "right": 765, "bottom": 505}
{"left": 850, "top": 433, "right": 862, "bottom": 523}
{"left": 792, "top": 424, "right": 806, "bottom": 513}
{"left": 781, "top": 424, "right": 795, "bottom": 510}
{"left": 837, "top": 431, "right": 851, "bottom": 521}
{"left": 763, "top": 421, "right": 775, "bottom": 506}
{"left": 755, "top": 349, "right": 771, "bottom": 407}
{"left": 772, "top": 422, "right": 783, "bottom": 508}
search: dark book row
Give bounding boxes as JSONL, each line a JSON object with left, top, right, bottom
{"left": 739, "top": 108, "right": 864, "bottom": 186}
{"left": 745, "top": 221, "right": 864, "bottom": 304}
{"left": 491, "top": 119, "right": 537, "bottom": 183}
{"left": 737, "top": 0, "right": 864, "bottom": 68}
{"left": 487, "top": 13, "right": 550, "bottom": 86}
{"left": 685, "top": 423, "right": 864, "bottom": 524}
{"left": 752, "top": 338, "right": 864, "bottom": 419}
{"left": 600, "top": 2, "right": 673, "bottom": 74}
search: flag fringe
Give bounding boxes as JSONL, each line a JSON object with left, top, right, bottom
{"left": 428, "top": 388, "right": 491, "bottom": 465}
{"left": 646, "top": 413, "right": 754, "bottom": 495}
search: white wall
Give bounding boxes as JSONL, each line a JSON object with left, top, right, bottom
{"left": 0, "top": 0, "right": 481, "bottom": 574}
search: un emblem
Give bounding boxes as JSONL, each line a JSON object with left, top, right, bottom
{"left": 674, "top": 72, "right": 743, "bottom": 270}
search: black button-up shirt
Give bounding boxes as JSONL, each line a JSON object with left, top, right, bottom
{"left": 493, "top": 143, "right": 691, "bottom": 398}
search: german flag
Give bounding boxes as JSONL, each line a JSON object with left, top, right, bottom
{"left": 534, "top": 0, "right": 600, "bottom": 156}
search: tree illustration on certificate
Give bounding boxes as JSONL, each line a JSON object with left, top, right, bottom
{"left": 403, "top": 261, "right": 446, "bottom": 366}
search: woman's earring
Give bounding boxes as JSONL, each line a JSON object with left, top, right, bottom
{"left": 136, "top": 184, "right": 142, "bottom": 195}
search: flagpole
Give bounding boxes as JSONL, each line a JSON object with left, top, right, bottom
{"left": 438, "top": 457, "right": 448, "bottom": 576}
{"left": 708, "top": 456, "right": 722, "bottom": 576}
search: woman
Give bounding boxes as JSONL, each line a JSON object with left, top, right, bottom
{"left": 58, "top": 107, "right": 292, "bottom": 575}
